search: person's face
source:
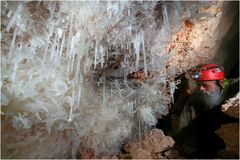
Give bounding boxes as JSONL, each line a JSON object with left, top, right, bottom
{"left": 197, "top": 81, "right": 218, "bottom": 93}
{"left": 196, "top": 80, "right": 222, "bottom": 108}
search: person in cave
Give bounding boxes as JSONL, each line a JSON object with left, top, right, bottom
{"left": 169, "top": 63, "right": 239, "bottom": 158}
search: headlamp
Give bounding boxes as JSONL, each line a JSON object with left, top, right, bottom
{"left": 191, "top": 72, "right": 201, "bottom": 80}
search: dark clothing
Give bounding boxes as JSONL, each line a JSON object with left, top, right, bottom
{"left": 176, "top": 108, "right": 238, "bottom": 158}
{"left": 172, "top": 78, "right": 239, "bottom": 158}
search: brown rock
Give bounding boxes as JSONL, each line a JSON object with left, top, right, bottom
{"left": 164, "top": 148, "right": 182, "bottom": 159}
{"left": 129, "top": 147, "right": 153, "bottom": 159}
{"left": 215, "top": 123, "right": 239, "bottom": 157}
{"left": 81, "top": 148, "right": 95, "bottom": 159}
{"left": 221, "top": 93, "right": 239, "bottom": 118}
{"left": 124, "top": 129, "right": 175, "bottom": 159}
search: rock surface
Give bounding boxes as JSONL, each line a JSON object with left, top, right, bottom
{"left": 215, "top": 93, "right": 239, "bottom": 158}
{"left": 221, "top": 92, "right": 239, "bottom": 118}
{"left": 123, "top": 129, "right": 175, "bottom": 159}
{"left": 215, "top": 123, "right": 239, "bottom": 158}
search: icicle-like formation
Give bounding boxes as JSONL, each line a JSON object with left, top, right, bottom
{"left": 94, "top": 41, "right": 98, "bottom": 69}
{"left": 141, "top": 31, "right": 147, "bottom": 77}
{"left": 1, "top": 1, "right": 225, "bottom": 158}
{"left": 169, "top": 79, "right": 181, "bottom": 103}
{"left": 173, "top": 1, "right": 182, "bottom": 31}
{"left": 133, "top": 34, "right": 141, "bottom": 70}
{"left": 8, "top": 28, "right": 17, "bottom": 58}
{"left": 162, "top": 3, "right": 171, "bottom": 38}
{"left": 6, "top": 3, "right": 23, "bottom": 32}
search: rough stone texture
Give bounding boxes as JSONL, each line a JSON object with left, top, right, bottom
{"left": 163, "top": 148, "right": 183, "bottom": 159}
{"left": 1, "top": 119, "right": 75, "bottom": 159}
{"left": 212, "top": 2, "right": 239, "bottom": 75}
{"left": 78, "top": 128, "right": 177, "bottom": 159}
{"left": 221, "top": 92, "right": 239, "bottom": 118}
{"left": 166, "top": 2, "right": 239, "bottom": 77}
{"left": 215, "top": 123, "right": 239, "bottom": 158}
{"left": 215, "top": 93, "right": 240, "bottom": 158}
{"left": 123, "top": 129, "right": 175, "bottom": 159}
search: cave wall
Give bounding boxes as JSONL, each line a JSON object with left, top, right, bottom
{"left": 211, "top": 1, "right": 239, "bottom": 76}
{"left": 1, "top": 1, "right": 238, "bottom": 158}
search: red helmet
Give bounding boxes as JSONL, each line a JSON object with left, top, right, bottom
{"left": 191, "top": 63, "right": 225, "bottom": 84}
